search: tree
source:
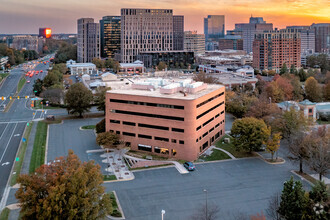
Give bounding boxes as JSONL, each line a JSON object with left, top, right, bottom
{"left": 33, "top": 79, "right": 44, "bottom": 96}
{"left": 96, "top": 132, "right": 120, "bottom": 149}
{"left": 306, "top": 126, "right": 330, "bottom": 181}
{"left": 323, "top": 82, "right": 330, "bottom": 101}
{"left": 65, "top": 83, "right": 93, "bottom": 117}
{"left": 15, "top": 150, "right": 112, "bottom": 220}
{"left": 231, "top": 117, "right": 270, "bottom": 153}
{"left": 96, "top": 118, "right": 106, "bottom": 134}
{"left": 264, "top": 132, "right": 282, "bottom": 161}
{"left": 278, "top": 177, "right": 307, "bottom": 220}
{"left": 305, "top": 77, "right": 322, "bottom": 102}
{"left": 290, "top": 64, "right": 297, "bottom": 74}
{"left": 264, "top": 81, "right": 284, "bottom": 103}
{"left": 288, "top": 131, "right": 309, "bottom": 173}
{"left": 41, "top": 88, "right": 64, "bottom": 105}
{"left": 92, "top": 58, "right": 105, "bottom": 69}
{"left": 226, "top": 93, "right": 257, "bottom": 118}
{"left": 275, "top": 75, "right": 293, "bottom": 100}
{"left": 280, "top": 63, "right": 288, "bottom": 75}
{"left": 297, "top": 68, "right": 307, "bottom": 82}
{"left": 190, "top": 203, "right": 220, "bottom": 220}
{"left": 266, "top": 193, "right": 281, "bottom": 220}
{"left": 193, "top": 71, "right": 218, "bottom": 84}
{"left": 43, "top": 72, "right": 60, "bottom": 88}
{"left": 54, "top": 42, "right": 77, "bottom": 64}
{"left": 157, "top": 61, "right": 167, "bottom": 71}
{"left": 309, "top": 181, "right": 330, "bottom": 220}
{"left": 94, "top": 87, "right": 110, "bottom": 114}
{"left": 279, "top": 107, "right": 308, "bottom": 138}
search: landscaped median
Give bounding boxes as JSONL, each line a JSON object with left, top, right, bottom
{"left": 10, "top": 122, "right": 34, "bottom": 186}
{"left": 29, "top": 121, "right": 48, "bottom": 173}
{"left": 17, "top": 77, "right": 26, "bottom": 93}
{"left": 81, "top": 125, "right": 96, "bottom": 130}
{"left": 0, "top": 207, "right": 10, "bottom": 220}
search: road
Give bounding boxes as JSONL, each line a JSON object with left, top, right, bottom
{"left": 0, "top": 57, "right": 52, "bottom": 202}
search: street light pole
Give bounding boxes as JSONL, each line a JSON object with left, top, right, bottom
{"left": 204, "top": 189, "right": 208, "bottom": 220}
{"left": 161, "top": 210, "right": 165, "bottom": 220}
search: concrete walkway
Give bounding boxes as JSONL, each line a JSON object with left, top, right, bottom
{"left": 21, "top": 122, "right": 37, "bottom": 174}
{"left": 202, "top": 145, "right": 236, "bottom": 159}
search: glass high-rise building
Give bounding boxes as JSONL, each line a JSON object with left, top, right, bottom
{"left": 100, "top": 16, "right": 121, "bottom": 59}
{"left": 204, "top": 15, "right": 225, "bottom": 42}
{"left": 173, "top": 15, "right": 184, "bottom": 51}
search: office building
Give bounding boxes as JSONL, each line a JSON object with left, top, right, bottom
{"left": 311, "top": 23, "right": 330, "bottom": 53}
{"left": 105, "top": 78, "right": 225, "bottom": 161}
{"left": 39, "top": 28, "right": 52, "bottom": 38}
{"left": 121, "top": 9, "right": 174, "bottom": 63}
{"left": 253, "top": 29, "right": 301, "bottom": 71}
{"left": 287, "top": 26, "right": 315, "bottom": 53}
{"left": 77, "top": 18, "right": 100, "bottom": 63}
{"left": 100, "top": 16, "right": 121, "bottom": 59}
{"left": 204, "top": 15, "right": 225, "bottom": 42}
{"left": 137, "top": 51, "right": 194, "bottom": 68}
{"left": 219, "top": 36, "right": 243, "bottom": 50}
{"left": 10, "top": 35, "right": 43, "bottom": 52}
{"left": 234, "top": 16, "right": 273, "bottom": 53}
{"left": 173, "top": 15, "right": 184, "bottom": 51}
{"left": 184, "top": 31, "right": 205, "bottom": 56}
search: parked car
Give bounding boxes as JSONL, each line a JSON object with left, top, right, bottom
{"left": 183, "top": 162, "right": 195, "bottom": 171}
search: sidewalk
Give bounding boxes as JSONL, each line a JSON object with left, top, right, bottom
{"left": 21, "top": 122, "right": 37, "bottom": 174}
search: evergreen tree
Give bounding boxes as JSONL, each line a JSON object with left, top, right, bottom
{"left": 280, "top": 63, "right": 288, "bottom": 75}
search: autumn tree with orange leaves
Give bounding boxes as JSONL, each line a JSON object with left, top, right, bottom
{"left": 15, "top": 150, "right": 112, "bottom": 220}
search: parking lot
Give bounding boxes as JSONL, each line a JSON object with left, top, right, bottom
{"left": 105, "top": 158, "right": 310, "bottom": 220}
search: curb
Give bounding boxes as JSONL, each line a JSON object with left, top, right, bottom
{"left": 44, "top": 123, "right": 49, "bottom": 164}
{"left": 290, "top": 170, "right": 314, "bottom": 186}
{"left": 255, "top": 152, "right": 285, "bottom": 165}
{"left": 194, "top": 156, "right": 256, "bottom": 165}
{"left": 104, "top": 176, "right": 135, "bottom": 183}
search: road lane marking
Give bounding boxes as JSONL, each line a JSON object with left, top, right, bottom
{"left": 0, "top": 123, "right": 9, "bottom": 142}
{"left": 0, "top": 123, "right": 18, "bottom": 163}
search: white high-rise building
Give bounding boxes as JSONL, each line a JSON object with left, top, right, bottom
{"left": 77, "top": 18, "right": 100, "bottom": 63}
{"left": 120, "top": 9, "right": 174, "bottom": 63}
{"left": 184, "top": 31, "right": 205, "bottom": 56}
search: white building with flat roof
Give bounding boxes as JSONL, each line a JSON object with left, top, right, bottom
{"left": 67, "top": 63, "right": 97, "bottom": 75}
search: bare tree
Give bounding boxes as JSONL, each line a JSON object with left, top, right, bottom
{"left": 288, "top": 131, "right": 309, "bottom": 173}
{"left": 266, "top": 193, "right": 281, "bottom": 220}
{"left": 190, "top": 203, "right": 220, "bottom": 220}
{"left": 193, "top": 71, "right": 218, "bottom": 84}
{"left": 306, "top": 126, "right": 330, "bottom": 181}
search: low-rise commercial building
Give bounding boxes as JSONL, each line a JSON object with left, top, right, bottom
{"left": 137, "top": 51, "right": 194, "bottom": 68}
{"left": 66, "top": 61, "right": 97, "bottom": 75}
{"left": 105, "top": 78, "right": 225, "bottom": 161}
{"left": 118, "top": 60, "right": 145, "bottom": 74}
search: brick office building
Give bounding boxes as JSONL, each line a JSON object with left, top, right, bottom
{"left": 253, "top": 29, "right": 301, "bottom": 71}
{"left": 105, "top": 79, "right": 225, "bottom": 161}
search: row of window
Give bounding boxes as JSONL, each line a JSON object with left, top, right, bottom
{"left": 110, "top": 120, "right": 184, "bottom": 133}
{"left": 196, "top": 101, "right": 224, "bottom": 120}
{"left": 196, "top": 92, "right": 224, "bottom": 108}
{"left": 137, "top": 144, "right": 177, "bottom": 156}
{"left": 110, "top": 99, "right": 184, "bottom": 109}
{"left": 196, "top": 113, "right": 225, "bottom": 131}
{"left": 114, "top": 130, "right": 185, "bottom": 144}
{"left": 111, "top": 109, "right": 184, "bottom": 121}
{"left": 199, "top": 131, "right": 222, "bottom": 152}
{"left": 196, "top": 120, "right": 224, "bottom": 143}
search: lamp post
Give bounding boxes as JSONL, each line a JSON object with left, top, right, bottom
{"left": 203, "top": 189, "right": 208, "bottom": 220}
{"left": 161, "top": 210, "right": 165, "bottom": 220}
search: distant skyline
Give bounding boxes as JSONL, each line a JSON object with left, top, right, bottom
{"left": 0, "top": 0, "right": 329, "bottom": 34}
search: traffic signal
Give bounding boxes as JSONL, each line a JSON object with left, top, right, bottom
{"left": 9, "top": 96, "right": 12, "bottom": 100}
{"left": 17, "top": 96, "right": 20, "bottom": 100}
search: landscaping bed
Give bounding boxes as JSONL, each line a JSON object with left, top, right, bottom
{"left": 108, "top": 192, "right": 122, "bottom": 218}
{"left": 81, "top": 125, "right": 96, "bottom": 130}
{"left": 29, "top": 121, "right": 47, "bottom": 173}
{"left": 200, "top": 149, "right": 231, "bottom": 161}
{"left": 103, "top": 175, "right": 117, "bottom": 181}
{"left": 215, "top": 134, "right": 254, "bottom": 158}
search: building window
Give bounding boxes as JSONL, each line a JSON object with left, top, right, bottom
{"left": 203, "top": 117, "right": 214, "bottom": 127}
{"left": 209, "top": 127, "right": 214, "bottom": 133}
{"left": 155, "top": 136, "right": 169, "bottom": 142}
{"left": 202, "top": 141, "right": 208, "bottom": 150}
{"left": 110, "top": 119, "right": 120, "bottom": 124}
{"left": 172, "top": 149, "right": 177, "bottom": 156}
{"left": 116, "top": 131, "right": 120, "bottom": 135}
{"left": 196, "top": 125, "right": 202, "bottom": 131}
{"left": 110, "top": 99, "right": 184, "bottom": 109}
{"left": 196, "top": 92, "right": 224, "bottom": 108}
{"left": 215, "top": 113, "right": 220, "bottom": 118}
{"left": 309, "top": 108, "right": 313, "bottom": 113}
{"left": 215, "top": 123, "right": 220, "bottom": 128}
{"left": 113, "top": 110, "right": 184, "bottom": 121}
{"left": 122, "top": 132, "right": 135, "bottom": 137}
{"left": 179, "top": 140, "right": 184, "bottom": 144}
{"left": 138, "top": 144, "right": 152, "bottom": 152}
{"left": 138, "top": 134, "right": 152, "bottom": 139}
{"left": 171, "top": 139, "right": 177, "bottom": 143}
{"left": 196, "top": 102, "right": 224, "bottom": 120}
{"left": 138, "top": 123, "right": 169, "bottom": 131}
{"left": 172, "top": 128, "right": 184, "bottom": 133}
{"left": 123, "top": 121, "right": 136, "bottom": 126}
{"left": 202, "top": 132, "right": 208, "bottom": 138}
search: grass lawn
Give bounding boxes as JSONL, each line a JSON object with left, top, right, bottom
{"left": 215, "top": 134, "right": 254, "bottom": 158}
{"left": 108, "top": 192, "right": 122, "bottom": 218}
{"left": 81, "top": 125, "right": 96, "bottom": 130}
{"left": 10, "top": 122, "right": 34, "bottom": 186}
{"left": 34, "top": 100, "right": 62, "bottom": 110}
{"left": 29, "top": 121, "right": 47, "bottom": 174}
{"left": 103, "top": 175, "right": 117, "bottom": 181}
{"left": 200, "top": 149, "right": 231, "bottom": 161}
{"left": 0, "top": 73, "right": 9, "bottom": 84}
{"left": 17, "top": 77, "right": 26, "bottom": 93}
{"left": 0, "top": 207, "right": 10, "bottom": 220}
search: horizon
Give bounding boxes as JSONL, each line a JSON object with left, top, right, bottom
{"left": 0, "top": 0, "right": 329, "bottom": 34}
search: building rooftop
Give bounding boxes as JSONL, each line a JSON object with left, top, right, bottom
{"left": 107, "top": 78, "right": 223, "bottom": 100}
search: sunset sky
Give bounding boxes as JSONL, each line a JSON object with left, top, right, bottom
{"left": 0, "top": 0, "right": 329, "bottom": 34}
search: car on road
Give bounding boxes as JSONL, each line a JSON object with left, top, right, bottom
{"left": 183, "top": 162, "right": 195, "bottom": 171}
{"left": 27, "top": 80, "right": 30, "bottom": 83}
